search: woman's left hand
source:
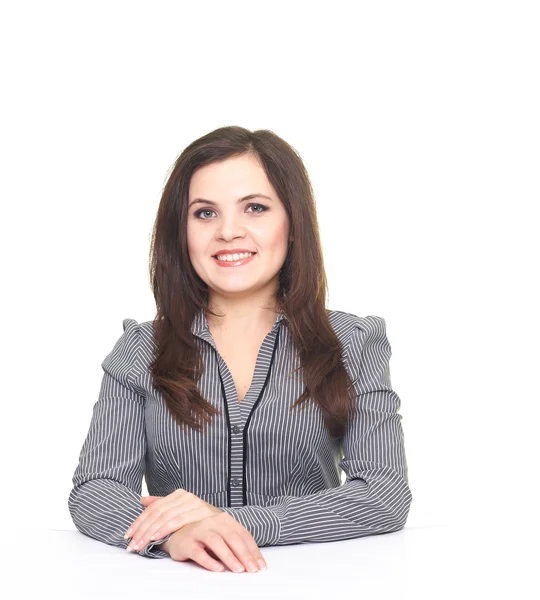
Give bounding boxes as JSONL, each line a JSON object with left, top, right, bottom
{"left": 124, "top": 489, "right": 223, "bottom": 552}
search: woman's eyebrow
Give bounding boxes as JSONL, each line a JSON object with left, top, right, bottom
{"left": 189, "top": 193, "right": 273, "bottom": 208}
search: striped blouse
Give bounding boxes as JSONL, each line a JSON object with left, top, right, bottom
{"left": 68, "top": 308, "right": 412, "bottom": 558}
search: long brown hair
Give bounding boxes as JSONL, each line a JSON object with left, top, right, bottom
{"left": 148, "top": 126, "right": 356, "bottom": 441}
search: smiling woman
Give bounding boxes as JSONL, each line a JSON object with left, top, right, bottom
{"left": 68, "top": 126, "right": 412, "bottom": 571}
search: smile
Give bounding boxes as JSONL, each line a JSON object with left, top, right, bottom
{"left": 212, "top": 253, "right": 257, "bottom": 267}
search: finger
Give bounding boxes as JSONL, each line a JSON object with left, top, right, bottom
{"left": 129, "top": 504, "right": 177, "bottom": 550}
{"left": 237, "top": 533, "right": 267, "bottom": 570}
{"left": 191, "top": 544, "right": 225, "bottom": 573}
{"left": 141, "top": 496, "right": 160, "bottom": 506}
{"left": 134, "top": 507, "right": 210, "bottom": 551}
{"left": 125, "top": 501, "right": 169, "bottom": 542}
{"left": 129, "top": 506, "right": 205, "bottom": 552}
{"left": 217, "top": 513, "right": 266, "bottom": 570}
{"left": 125, "top": 510, "right": 154, "bottom": 541}
{"left": 203, "top": 533, "right": 248, "bottom": 573}
{"left": 215, "top": 529, "right": 261, "bottom": 573}
{"left": 125, "top": 491, "right": 184, "bottom": 540}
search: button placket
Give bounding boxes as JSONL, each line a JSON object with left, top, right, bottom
{"left": 197, "top": 317, "right": 283, "bottom": 508}
{"left": 229, "top": 417, "right": 245, "bottom": 505}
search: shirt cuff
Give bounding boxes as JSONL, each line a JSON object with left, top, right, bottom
{"left": 219, "top": 505, "right": 282, "bottom": 546}
{"left": 137, "top": 532, "right": 174, "bottom": 558}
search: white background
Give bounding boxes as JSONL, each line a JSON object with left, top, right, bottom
{"left": 1, "top": 0, "right": 538, "bottom": 556}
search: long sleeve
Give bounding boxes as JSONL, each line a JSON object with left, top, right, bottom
{"left": 68, "top": 318, "right": 173, "bottom": 558}
{"left": 219, "top": 315, "right": 413, "bottom": 546}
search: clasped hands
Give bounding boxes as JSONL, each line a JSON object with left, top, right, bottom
{"left": 124, "top": 489, "right": 222, "bottom": 552}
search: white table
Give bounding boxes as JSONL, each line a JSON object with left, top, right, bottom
{"left": 6, "top": 524, "right": 535, "bottom": 599}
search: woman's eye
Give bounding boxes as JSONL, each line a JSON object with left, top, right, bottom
{"left": 196, "top": 209, "right": 215, "bottom": 219}
{"left": 248, "top": 203, "right": 268, "bottom": 214}
{"left": 194, "top": 204, "right": 268, "bottom": 219}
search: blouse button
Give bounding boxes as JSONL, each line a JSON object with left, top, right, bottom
{"left": 232, "top": 425, "right": 241, "bottom": 434}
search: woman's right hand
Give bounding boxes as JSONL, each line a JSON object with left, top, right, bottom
{"left": 165, "top": 512, "right": 267, "bottom": 573}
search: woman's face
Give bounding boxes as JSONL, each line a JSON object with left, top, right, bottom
{"left": 187, "top": 154, "right": 291, "bottom": 302}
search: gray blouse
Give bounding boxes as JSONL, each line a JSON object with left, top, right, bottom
{"left": 68, "top": 308, "right": 412, "bottom": 558}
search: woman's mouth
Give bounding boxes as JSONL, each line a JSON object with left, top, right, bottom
{"left": 212, "top": 252, "right": 257, "bottom": 267}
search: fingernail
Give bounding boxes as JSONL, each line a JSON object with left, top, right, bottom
{"left": 257, "top": 559, "right": 267, "bottom": 570}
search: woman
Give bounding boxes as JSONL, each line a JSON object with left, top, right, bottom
{"left": 68, "top": 126, "right": 412, "bottom": 574}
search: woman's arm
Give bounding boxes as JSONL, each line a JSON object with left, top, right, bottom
{"left": 68, "top": 319, "right": 171, "bottom": 558}
{"left": 219, "top": 316, "right": 412, "bottom": 547}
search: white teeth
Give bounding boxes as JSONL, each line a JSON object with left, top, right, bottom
{"left": 215, "top": 252, "right": 254, "bottom": 261}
